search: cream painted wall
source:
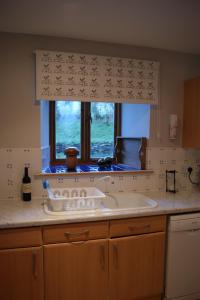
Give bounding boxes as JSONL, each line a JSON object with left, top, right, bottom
{"left": 1, "top": 32, "right": 200, "bottom": 148}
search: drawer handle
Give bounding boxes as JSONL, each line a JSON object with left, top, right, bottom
{"left": 32, "top": 251, "right": 38, "bottom": 279}
{"left": 100, "top": 245, "right": 106, "bottom": 271}
{"left": 128, "top": 224, "right": 151, "bottom": 232}
{"left": 64, "top": 229, "right": 90, "bottom": 240}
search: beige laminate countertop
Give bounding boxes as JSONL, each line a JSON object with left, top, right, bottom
{"left": 1, "top": 190, "right": 200, "bottom": 229}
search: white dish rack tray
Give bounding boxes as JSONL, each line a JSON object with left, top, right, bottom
{"left": 46, "top": 187, "right": 106, "bottom": 212}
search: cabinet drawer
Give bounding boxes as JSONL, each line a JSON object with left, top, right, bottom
{"left": 110, "top": 215, "right": 166, "bottom": 238}
{"left": 0, "top": 227, "right": 42, "bottom": 249}
{"left": 43, "top": 221, "right": 109, "bottom": 244}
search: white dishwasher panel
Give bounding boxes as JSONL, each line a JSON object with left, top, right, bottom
{"left": 165, "top": 213, "right": 200, "bottom": 300}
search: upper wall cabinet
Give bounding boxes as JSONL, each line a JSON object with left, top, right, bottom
{"left": 183, "top": 77, "right": 200, "bottom": 148}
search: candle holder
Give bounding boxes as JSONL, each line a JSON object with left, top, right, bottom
{"left": 166, "top": 170, "right": 177, "bottom": 193}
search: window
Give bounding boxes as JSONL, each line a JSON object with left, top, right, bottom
{"left": 50, "top": 101, "right": 121, "bottom": 164}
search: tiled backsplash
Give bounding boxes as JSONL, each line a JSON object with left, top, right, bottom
{"left": 0, "top": 147, "right": 200, "bottom": 200}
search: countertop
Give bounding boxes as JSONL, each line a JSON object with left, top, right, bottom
{"left": 1, "top": 190, "right": 200, "bottom": 229}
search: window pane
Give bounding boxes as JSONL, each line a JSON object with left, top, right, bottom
{"left": 91, "top": 102, "right": 115, "bottom": 159}
{"left": 55, "top": 101, "right": 81, "bottom": 159}
{"left": 121, "top": 104, "right": 150, "bottom": 137}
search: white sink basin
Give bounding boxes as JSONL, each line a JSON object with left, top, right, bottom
{"left": 101, "top": 192, "right": 158, "bottom": 211}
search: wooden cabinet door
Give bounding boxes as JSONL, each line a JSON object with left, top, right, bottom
{"left": 44, "top": 239, "right": 108, "bottom": 300}
{"left": 109, "top": 232, "right": 165, "bottom": 300}
{"left": 0, "top": 247, "right": 44, "bottom": 300}
{"left": 183, "top": 77, "right": 200, "bottom": 148}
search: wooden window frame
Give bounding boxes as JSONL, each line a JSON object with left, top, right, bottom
{"left": 49, "top": 101, "right": 121, "bottom": 165}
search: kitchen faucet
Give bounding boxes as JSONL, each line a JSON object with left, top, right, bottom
{"left": 98, "top": 175, "right": 114, "bottom": 193}
{"left": 97, "top": 175, "right": 119, "bottom": 208}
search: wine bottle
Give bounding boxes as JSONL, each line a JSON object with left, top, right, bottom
{"left": 22, "top": 167, "right": 31, "bottom": 201}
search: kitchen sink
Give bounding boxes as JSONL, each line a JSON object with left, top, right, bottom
{"left": 101, "top": 192, "right": 158, "bottom": 211}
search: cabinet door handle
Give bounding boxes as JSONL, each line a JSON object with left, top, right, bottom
{"left": 113, "top": 244, "right": 118, "bottom": 269}
{"left": 100, "top": 245, "right": 106, "bottom": 271}
{"left": 32, "top": 251, "right": 38, "bottom": 279}
{"left": 70, "top": 240, "right": 87, "bottom": 246}
{"left": 128, "top": 224, "right": 151, "bottom": 232}
{"left": 64, "top": 229, "right": 89, "bottom": 240}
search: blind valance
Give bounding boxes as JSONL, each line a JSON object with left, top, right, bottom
{"left": 35, "top": 50, "right": 159, "bottom": 104}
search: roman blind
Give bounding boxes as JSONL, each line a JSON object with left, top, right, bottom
{"left": 35, "top": 50, "right": 159, "bottom": 104}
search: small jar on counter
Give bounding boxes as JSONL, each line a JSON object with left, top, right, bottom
{"left": 64, "top": 147, "right": 79, "bottom": 171}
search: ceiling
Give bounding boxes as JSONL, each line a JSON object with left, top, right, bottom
{"left": 1, "top": 0, "right": 200, "bottom": 55}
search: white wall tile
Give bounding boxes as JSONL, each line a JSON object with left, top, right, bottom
{"left": 1, "top": 147, "right": 200, "bottom": 199}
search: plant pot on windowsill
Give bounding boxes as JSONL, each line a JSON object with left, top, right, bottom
{"left": 64, "top": 147, "right": 79, "bottom": 171}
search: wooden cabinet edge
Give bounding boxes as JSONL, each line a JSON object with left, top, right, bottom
{"left": 0, "top": 215, "right": 166, "bottom": 248}
{"left": 182, "top": 76, "right": 200, "bottom": 148}
{"left": 0, "top": 227, "right": 42, "bottom": 250}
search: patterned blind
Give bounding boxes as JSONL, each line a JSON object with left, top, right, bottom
{"left": 35, "top": 50, "right": 159, "bottom": 104}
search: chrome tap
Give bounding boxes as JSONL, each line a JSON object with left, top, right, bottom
{"left": 98, "top": 175, "right": 115, "bottom": 194}
{"left": 97, "top": 175, "right": 119, "bottom": 208}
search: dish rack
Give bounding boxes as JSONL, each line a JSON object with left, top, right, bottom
{"left": 43, "top": 181, "right": 106, "bottom": 212}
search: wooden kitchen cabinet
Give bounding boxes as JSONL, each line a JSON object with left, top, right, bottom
{"left": 183, "top": 76, "right": 200, "bottom": 148}
{"left": 0, "top": 227, "right": 43, "bottom": 300}
{"left": 0, "top": 216, "right": 166, "bottom": 300}
{"left": 0, "top": 247, "right": 44, "bottom": 300}
{"left": 109, "top": 232, "right": 165, "bottom": 300}
{"left": 109, "top": 215, "right": 166, "bottom": 300}
{"left": 44, "top": 239, "right": 109, "bottom": 300}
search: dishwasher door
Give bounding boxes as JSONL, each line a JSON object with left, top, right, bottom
{"left": 165, "top": 213, "right": 200, "bottom": 300}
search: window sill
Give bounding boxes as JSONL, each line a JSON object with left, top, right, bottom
{"left": 35, "top": 164, "right": 153, "bottom": 177}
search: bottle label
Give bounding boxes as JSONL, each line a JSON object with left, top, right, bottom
{"left": 22, "top": 183, "right": 31, "bottom": 194}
